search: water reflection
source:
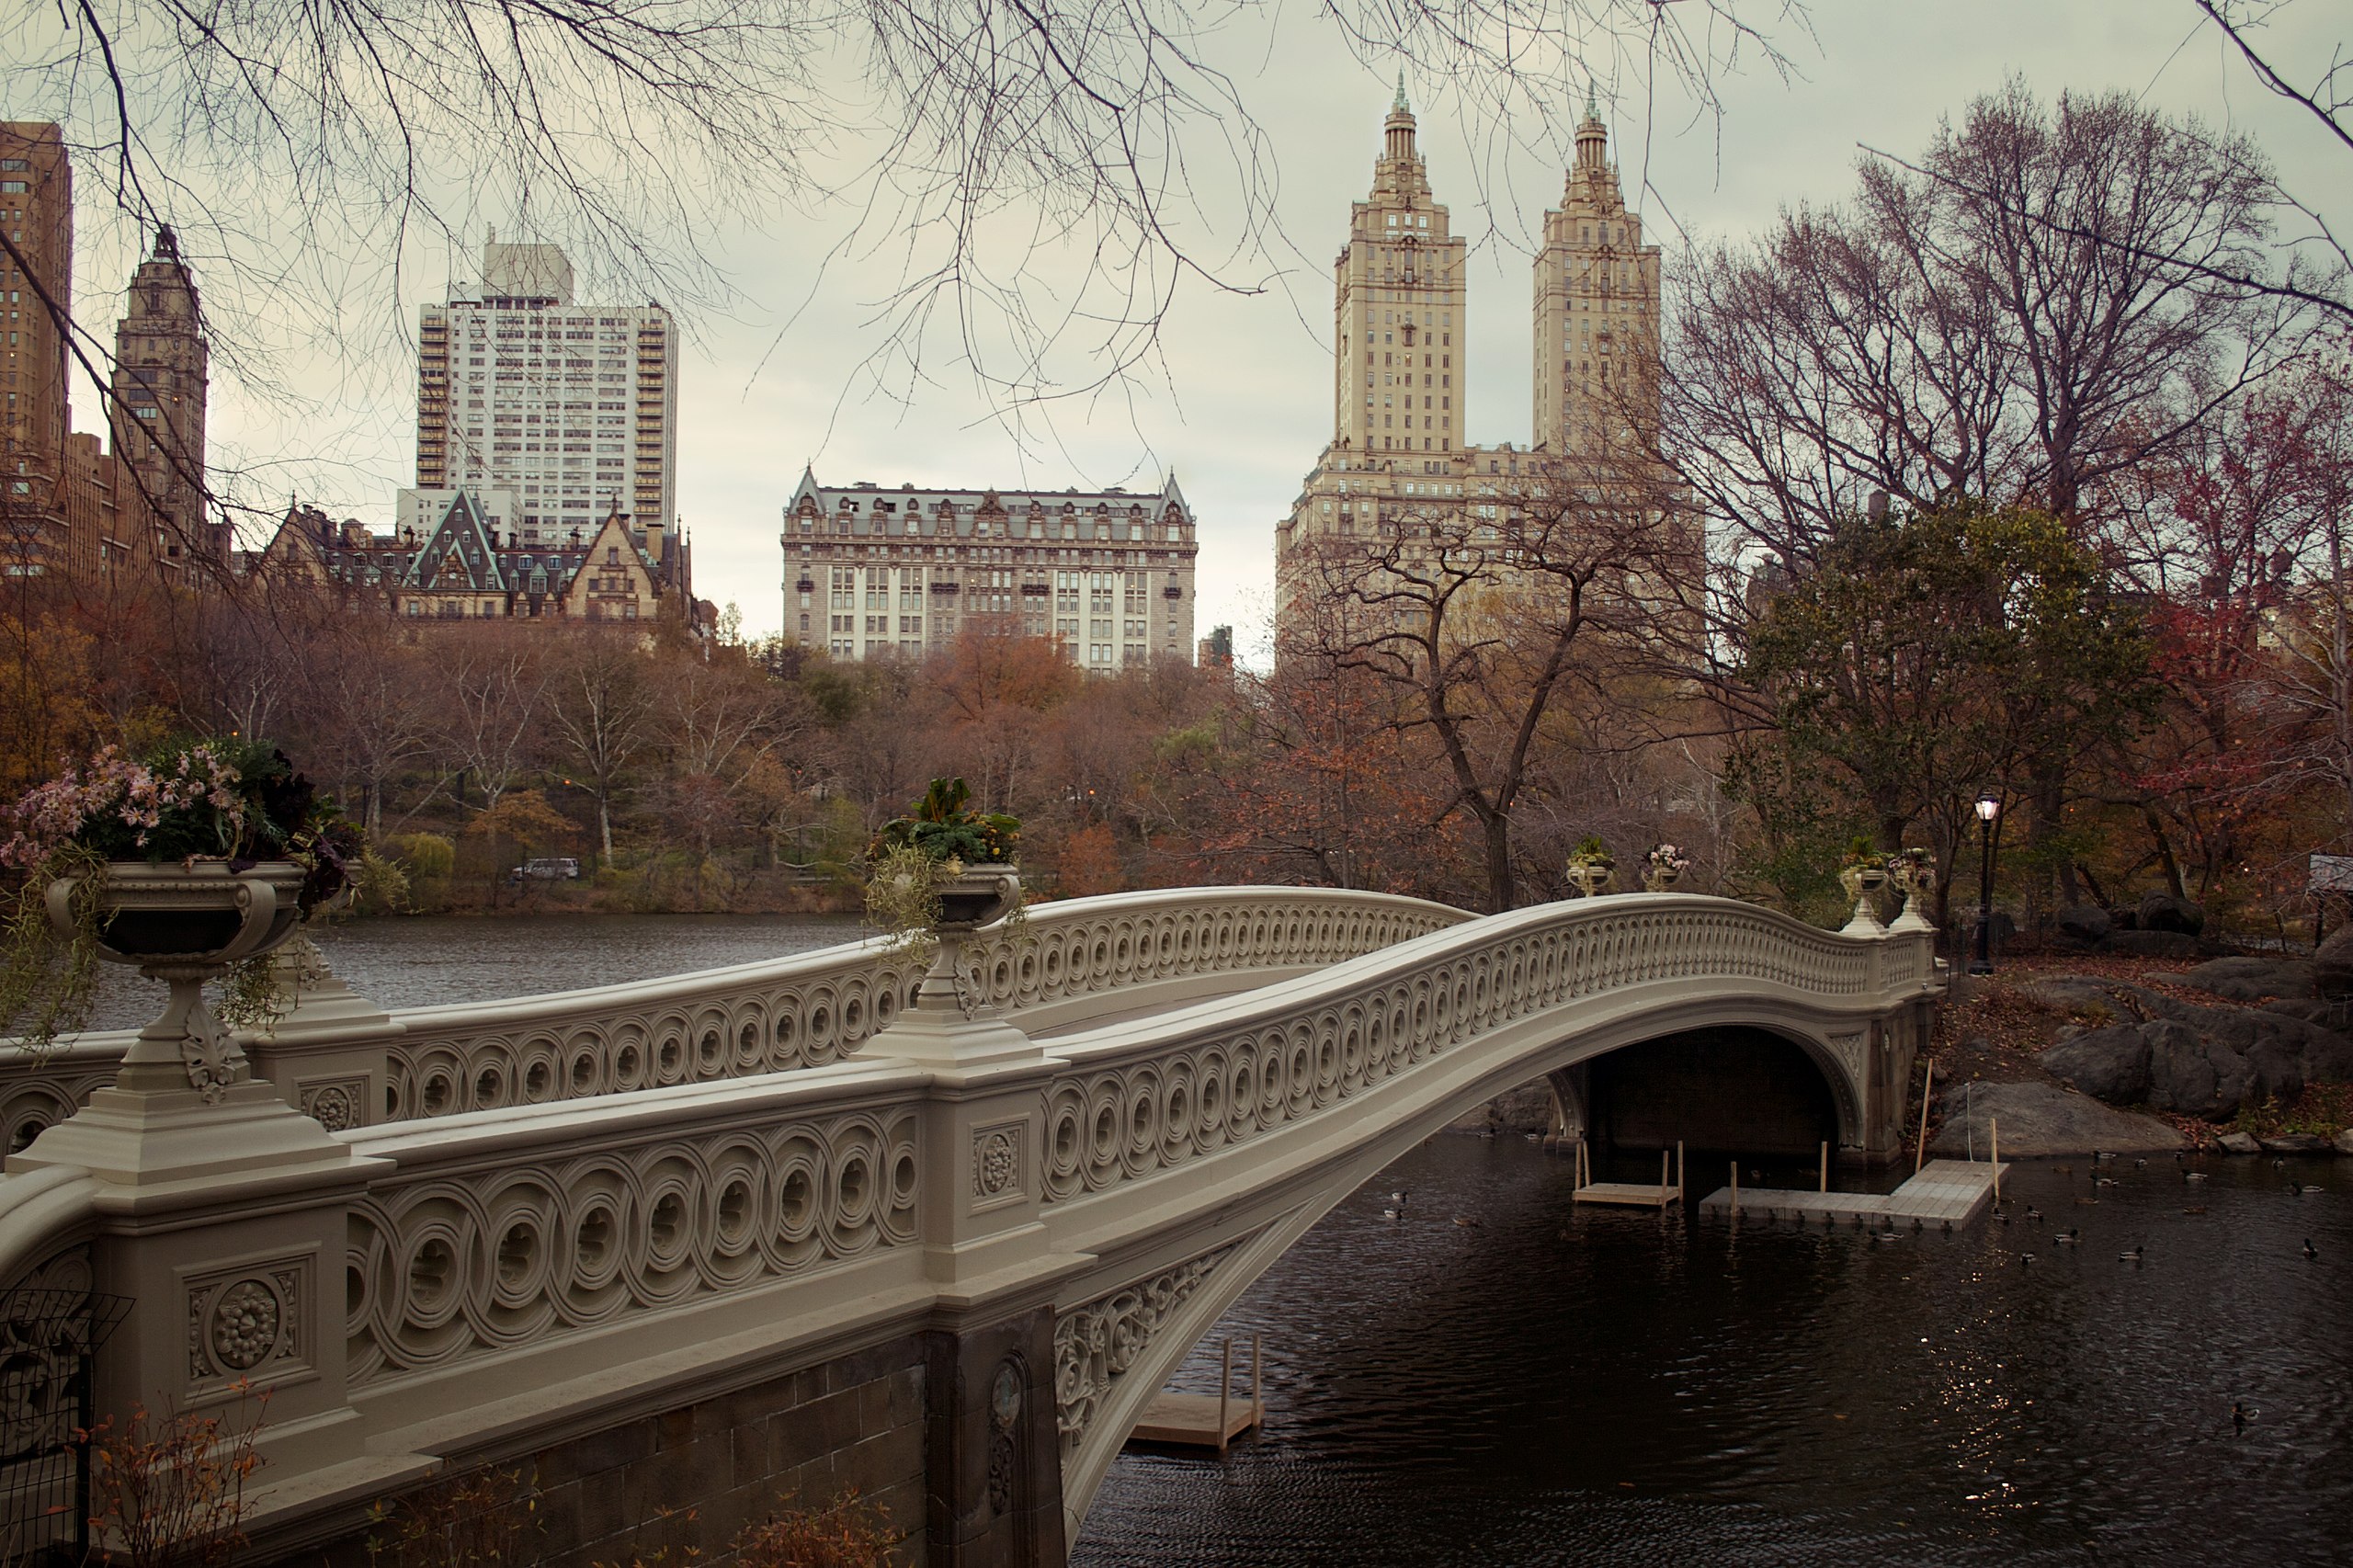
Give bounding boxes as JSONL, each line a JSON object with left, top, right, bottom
{"left": 80, "top": 912, "right": 863, "bottom": 1029}
{"left": 1076, "top": 1138, "right": 2350, "bottom": 1566}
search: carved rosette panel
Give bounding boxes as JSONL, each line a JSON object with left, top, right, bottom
{"left": 971, "top": 1121, "right": 1025, "bottom": 1208}
{"left": 345, "top": 1108, "right": 920, "bottom": 1387}
{"left": 1054, "top": 1244, "right": 1233, "bottom": 1455}
{"left": 379, "top": 894, "right": 1452, "bottom": 1123}
{"left": 186, "top": 1262, "right": 307, "bottom": 1390}
{"left": 1041, "top": 905, "right": 1882, "bottom": 1203}
{"left": 299, "top": 1076, "right": 369, "bottom": 1132}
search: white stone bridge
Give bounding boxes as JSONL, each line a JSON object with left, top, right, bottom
{"left": 0, "top": 887, "right": 1939, "bottom": 1567}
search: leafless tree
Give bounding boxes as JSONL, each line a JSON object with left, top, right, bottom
{"left": 1665, "top": 80, "right": 2316, "bottom": 565}
{"left": 1286, "top": 437, "right": 1696, "bottom": 912}
{"left": 437, "top": 628, "right": 547, "bottom": 813}
{"left": 544, "top": 631, "right": 660, "bottom": 867}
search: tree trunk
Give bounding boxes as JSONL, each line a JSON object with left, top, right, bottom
{"left": 1482, "top": 812, "right": 1515, "bottom": 915}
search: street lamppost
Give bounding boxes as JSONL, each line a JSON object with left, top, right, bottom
{"left": 1972, "top": 793, "right": 2001, "bottom": 975}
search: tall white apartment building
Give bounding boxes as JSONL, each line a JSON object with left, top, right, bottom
{"left": 780, "top": 470, "right": 1199, "bottom": 669}
{"left": 414, "top": 240, "right": 676, "bottom": 541}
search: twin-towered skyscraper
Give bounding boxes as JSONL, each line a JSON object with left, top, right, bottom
{"left": 1279, "top": 87, "right": 1666, "bottom": 613}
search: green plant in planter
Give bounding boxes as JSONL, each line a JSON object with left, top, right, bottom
{"left": 866, "top": 777, "right": 1020, "bottom": 866}
{"left": 0, "top": 735, "right": 396, "bottom": 1050}
{"left": 1566, "top": 835, "right": 1613, "bottom": 869}
{"left": 1840, "top": 833, "right": 1881, "bottom": 869}
{"left": 863, "top": 778, "right": 1025, "bottom": 965}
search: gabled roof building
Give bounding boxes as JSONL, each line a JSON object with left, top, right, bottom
{"left": 256, "top": 490, "right": 707, "bottom": 632}
{"left": 779, "top": 470, "right": 1199, "bottom": 669}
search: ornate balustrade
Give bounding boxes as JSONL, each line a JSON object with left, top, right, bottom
{"left": 0, "top": 889, "right": 1464, "bottom": 1144}
{"left": 1032, "top": 894, "right": 1932, "bottom": 1208}
{"left": 338, "top": 1059, "right": 931, "bottom": 1422}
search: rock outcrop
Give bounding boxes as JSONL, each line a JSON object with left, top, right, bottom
{"left": 2029, "top": 974, "right": 2353, "bottom": 1119}
{"left": 1929, "top": 1081, "right": 2185, "bottom": 1156}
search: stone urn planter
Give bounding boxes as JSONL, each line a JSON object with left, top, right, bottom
{"left": 48, "top": 860, "right": 307, "bottom": 1102}
{"left": 1837, "top": 860, "right": 1890, "bottom": 903}
{"left": 1837, "top": 859, "right": 1891, "bottom": 934}
{"left": 933, "top": 863, "right": 1021, "bottom": 929}
{"left": 1887, "top": 851, "right": 1936, "bottom": 932}
{"left": 924, "top": 863, "right": 1022, "bottom": 1017}
{"left": 1565, "top": 859, "right": 1616, "bottom": 898}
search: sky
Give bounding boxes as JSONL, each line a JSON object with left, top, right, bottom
{"left": 39, "top": 1, "right": 2353, "bottom": 656}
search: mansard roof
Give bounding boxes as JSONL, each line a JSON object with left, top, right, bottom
{"left": 785, "top": 471, "right": 1196, "bottom": 530}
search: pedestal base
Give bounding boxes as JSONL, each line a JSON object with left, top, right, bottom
{"left": 9, "top": 1076, "right": 350, "bottom": 1187}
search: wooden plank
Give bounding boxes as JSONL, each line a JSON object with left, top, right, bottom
{"left": 1130, "top": 1391, "right": 1263, "bottom": 1447}
{"left": 1572, "top": 1181, "right": 1683, "bottom": 1207}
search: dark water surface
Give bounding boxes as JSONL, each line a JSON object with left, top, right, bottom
{"left": 81, "top": 912, "right": 863, "bottom": 1028}
{"left": 1075, "top": 1138, "right": 2352, "bottom": 1567}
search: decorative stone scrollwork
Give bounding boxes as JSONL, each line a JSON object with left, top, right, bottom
{"left": 1053, "top": 1244, "right": 1233, "bottom": 1454}
{"left": 345, "top": 1108, "right": 921, "bottom": 1387}
{"left": 1040, "top": 903, "right": 1884, "bottom": 1203}
{"left": 180, "top": 1008, "right": 238, "bottom": 1104}
{"left": 0, "top": 1070, "right": 113, "bottom": 1158}
{"left": 186, "top": 1263, "right": 305, "bottom": 1388}
{"left": 299, "top": 1077, "right": 368, "bottom": 1132}
{"left": 972, "top": 1124, "right": 1022, "bottom": 1202}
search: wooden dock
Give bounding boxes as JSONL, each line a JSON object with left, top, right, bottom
{"left": 1126, "top": 1335, "right": 1263, "bottom": 1451}
{"left": 1570, "top": 1141, "right": 1682, "bottom": 1210}
{"left": 1696, "top": 1157, "right": 2007, "bottom": 1228}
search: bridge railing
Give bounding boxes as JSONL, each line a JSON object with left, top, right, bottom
{"left": 1030, "top": 893, "right": 1938, "bottom": 1208}
{"left": 0, "top": 888, "right": 1465, "bottom": 1145}
{"left": 339, "top": 1055, "right": 934, "bottom": 1430}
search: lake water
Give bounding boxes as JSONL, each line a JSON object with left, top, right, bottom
{"left": 1074, "top": 1138, "right": 2350, "bottom": 1566}
{"left": 76, "top": 918, "right": 2353, "bottom": 1563}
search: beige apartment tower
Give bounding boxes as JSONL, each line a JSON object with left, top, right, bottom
{"left": 1276, "top": 93, "right": 1668, "bottom": 625}
{"left": 1335, "top": 80, "right": 1469, "bottom": 462}
{"left": 1534, "top": 100, "right": 1661, "bottom": 455}
{"left": 415, "top": 240, "right": 677, "bottom": 542}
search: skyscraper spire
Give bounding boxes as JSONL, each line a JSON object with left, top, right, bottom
{"left": 1394, "top": 70, "right": 1410, "bottom": 114}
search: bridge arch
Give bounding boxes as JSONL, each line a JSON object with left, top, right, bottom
{"left": 1042, "top": 896, "right": 1938, "bottom": 1530}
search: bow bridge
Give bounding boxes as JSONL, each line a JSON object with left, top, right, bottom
{"left": 0, "top": 887, "right": 1938, "bottom": 1567}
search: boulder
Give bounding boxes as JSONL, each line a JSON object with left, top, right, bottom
{"left": 2315, "top": 924, "right": 2353, "bottom": 998}
{"left": 2336, "top": 1129, "right": 2353, "bottom": 1155}
{"left": 2052, "top": 904, "right": 2113, "bottom": 948}
{"left": 2040, "top": 1025, "right": 2152, "bottom": 1104}
{"left": 2217, "top": 1131, "right": 2263, "bottom": 1154}
{"left": 2108, "top": 904, "right": 2141, "bottom": 930}
{"left": 2259, "top": 1132, "right": 2331, "bottom": 1154}
{"left": 2022, "top": 971, "right": 2353, "bottom": 1118}
{"left": 2137, "top": 892, "right": 2207, "bottom": 936}
{"left": 1929, "top": 1081, "right": 2184, "bottom": 1156}
{"left": 2184, "top": 957, "right": 2318, "bottom": 1004}
{"left": 2106, "top": 929, "right": 2199, "bottom": 959}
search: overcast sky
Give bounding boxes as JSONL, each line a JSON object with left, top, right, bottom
{"left": 49, "top": 1, "right": 2353, "bottom": 653}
